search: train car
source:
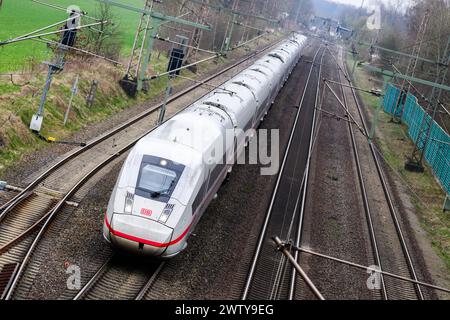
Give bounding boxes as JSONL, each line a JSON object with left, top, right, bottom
{"left": 103, "top": 33, "right": 308, "bottom": 258}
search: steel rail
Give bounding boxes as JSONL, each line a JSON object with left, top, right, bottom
{"left": 333, "top": 46, "right": 388, "bottom": 300}
{"left": 135, "top": 262, "right": 166, "bottom": 300}
{"left": 0, "top": 37, "right": 285, "bottom": 220}
{"left": 287, "top": 46, "right": 325, "bottom": 300}
{"left": 73, "top": 256, "right": 165, "bottom": 300}
{"left": 4, "top": 134, "right": 144, "bottom": 299}
{"left": 242, "top": 44, "right": 323, "bottom": 300}
{"left": 339, "top": 46, "right": 425, "bottom": 300}
{"left": 73, "top": 256, "right": 113, "bottom": 300}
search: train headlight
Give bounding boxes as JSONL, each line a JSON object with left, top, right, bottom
{"left": 124, "top": 192, "right": 134, "bottom": 214}
{"left": 159, "top": 203, "right": 175, "bottom": 224}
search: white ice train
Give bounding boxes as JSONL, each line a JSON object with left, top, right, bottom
{"left": 103, "top": 33, "right": 308, "bottom": 258}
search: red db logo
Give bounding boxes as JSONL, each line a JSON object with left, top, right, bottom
{"left": 140, "top": 208, "right": 152, "bottom": 216}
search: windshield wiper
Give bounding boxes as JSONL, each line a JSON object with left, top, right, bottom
{"left": 150, "top": 188, "right": 170, "bottom": 198}
{"left": 150, "top": 181, "right": 174, "bottom": 198}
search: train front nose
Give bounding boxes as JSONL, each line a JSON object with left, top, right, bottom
{"left": 105, "top": 213, "right": 173, "bottom": 256}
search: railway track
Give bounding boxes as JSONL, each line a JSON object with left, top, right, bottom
{"left": 73, "top": 256, "right": 165, "bottom": 300}
{"left": 242, "top": 39, "right": 432, "bottom": 301}
{"left": 0, "top": 37, "right": 286, "bottom": 300}
{"left": 331, "top": 45, "right": 425, "bottom": 300}
{"left": 242, "top": 44, "right": 325, "bottom": 300}
{"left": 284, "top": 42, "right": 427, "bottom": 300}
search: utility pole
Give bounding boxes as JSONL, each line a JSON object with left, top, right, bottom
{"left": 0, "top": 3, "right": 111, "bottom": 134}
{"left": 189, "top": 0, "right": 278, "bottom": 54}
{"left": 391, "top": 10, "right": 430, "bottom": 122}
{"left": 187, "top": 0, "right": 210, "bottom": 60}
{"left": 158, "top": 36, "right": 188, "bottom": 124}
{"left": 357, "top": 35, "right": 450, "bottom": 174}
{"left": 121, "top": 0, "right": 155, "bottom": 95}
{"left": 221, "top": 0, "right": 240, "bottom": 53}
{"left": 64, "top": 75, "right": 80, "bottom": 126}
{"left": 294, "top": 0, "right": 302, "bottom": 26}
{"left": 240, "top": 0, "right": 257, "bottom": 44}
{"left": 222, "top": 12, "right": 238, "bottom": 52}
{"left": 96, "top": 0, "right": 211, "bottom": 97}
{"left": 405, "top": 36, "right": 450, "bottom": 172}
{"left": 86, "top": 80, "right": 99, "bottom": 108}
{"left": 30, "top": 10, "right": 80, "bottom": 133}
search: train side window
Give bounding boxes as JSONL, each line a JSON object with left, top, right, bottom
{"left": 268, "top": 53, "right": 284, "bottom": 63}
{"left": 232, "top": 81, "right": 257, "bottom": 101}
{"left": 203, "top": 101, "right": 228, "bottom": 111}
{"left": 206, "top": 153, "right": 227, "bottom": 194}
{"left": 250, "top": 68, "right": 268, "bottom": 77}
{"left": 241, "top": 73, "right": 262, "bottom": 84}
{"left": 192, "top": 182, "right": 206, "bottom": 215}
{"left": 209, "top": 164, "right": 224, "bottom": 190}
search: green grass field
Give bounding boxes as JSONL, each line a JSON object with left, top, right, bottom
{"left": 0, "top": 0, "right": 145, "bottom": 72}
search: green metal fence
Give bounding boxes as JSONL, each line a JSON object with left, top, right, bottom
{"left": 382, "top": 84, "right": 450, "bottom": 195}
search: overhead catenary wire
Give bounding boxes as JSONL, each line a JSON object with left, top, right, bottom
{"left": 288, "top": 46, "right": 326, "bottom": 300}
{"left": 30, "top": 0, "right": 101, "bottom": 22}
{"left": 325, "top": 45, "right": 430, "bottom": 299}
{"left": 323, "top": 80, "right": 368, "bottom": 138}
{"left": 383, "top": 57, "right": 449, "bottom": 116}
{"left": 0, "top": 20, "right": 108, "bottom": 46}
{"left": 145, "top": 54, "right": 220, "bottom": 81}
{"left": 334, "top": 46, "right": 388, "bottom": 299}
{"left": 280, "top": 242, "right": 450, "bottom": 294}
{"left": 174, "top": 74, "right": 236, "bottom": 95}
{"left": 242, "top": 44, "right": 324, "bottom": 300}
{"left": 153, "top": 35, "right": 218, "bottom": 55}
{"left": 31, "top": 37, "right": 125, "bottom": 66}
{"left": 6, "top": 16, "right": 81, "bottom": 43}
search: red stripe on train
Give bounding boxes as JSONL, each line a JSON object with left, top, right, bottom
{"left": 104, "top": 213, "right": 192, "bottom": 248}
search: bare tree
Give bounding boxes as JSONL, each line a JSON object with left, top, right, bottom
{"left": 83, "top": 3, "right": 122, "bottom": 60}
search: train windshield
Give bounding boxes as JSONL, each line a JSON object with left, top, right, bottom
{"left": 135, "top": 155, "right": 185, "bottom": 202}
{"left": 138, "top": 164, "right": 176, "bottom": 194}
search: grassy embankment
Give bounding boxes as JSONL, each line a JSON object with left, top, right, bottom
{"left": 346, "top": 55, "right": 450, "bottom": 271}
{"left": 0, "top": 1, "right": 281, "bottom": 176}
{"left": 0, "top": 0, "right": 153, "bottom": 173}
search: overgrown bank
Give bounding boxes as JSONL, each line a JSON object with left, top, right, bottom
{"left": 0, "top": 33, "right": 280, "bottom": 176}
